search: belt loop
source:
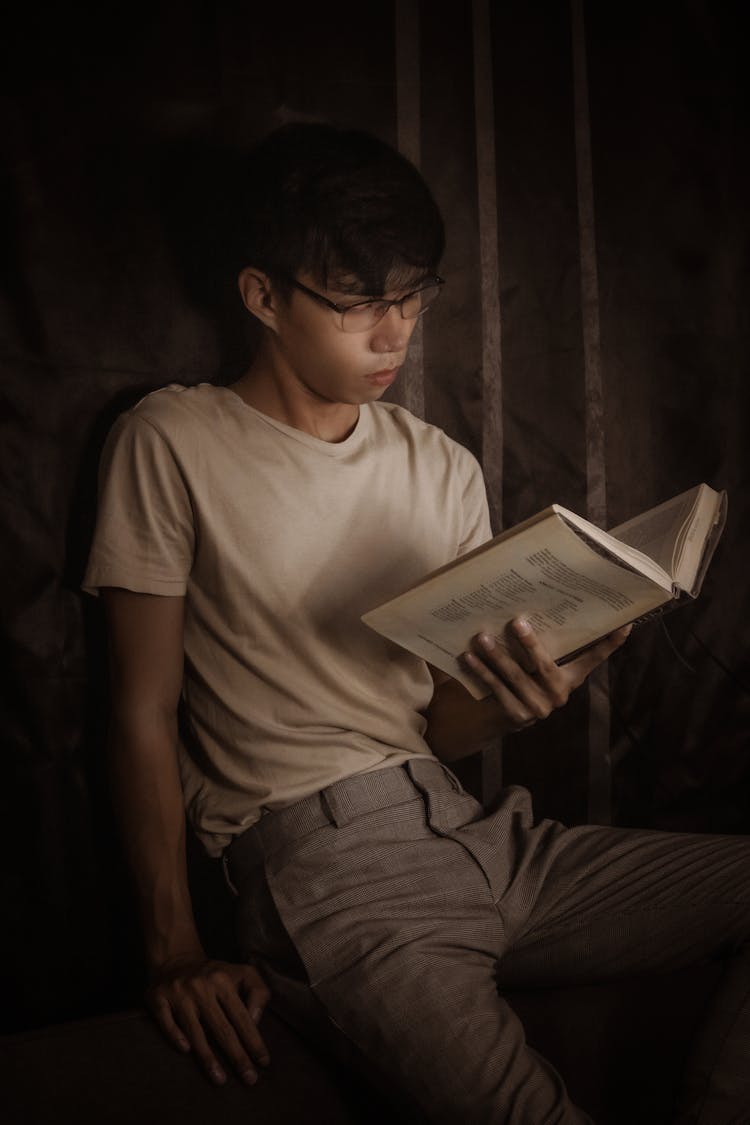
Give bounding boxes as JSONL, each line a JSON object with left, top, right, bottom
{"left": 407, "top": 755, "right": 462, "bottom": 794}
{"left": 320, "top": 787, "right": 354, "bottom": 829}
{"left": 319, "top": 790, "right": 339, "bottom": 827}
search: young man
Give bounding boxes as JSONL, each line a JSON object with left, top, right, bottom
{"left": 84, "top": 123, "right": 750, "bottom": 1124}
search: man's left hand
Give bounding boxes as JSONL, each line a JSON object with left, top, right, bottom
{"left": 462, "top": 617, "right": 632, "bottom": 734}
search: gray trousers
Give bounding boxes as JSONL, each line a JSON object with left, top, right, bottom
{"left": 224, "top": 756, "right": 750, "bottom": 1124}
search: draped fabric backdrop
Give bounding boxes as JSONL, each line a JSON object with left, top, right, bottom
{"left": 2, "top": 0, "right": 748, "bottom": 1034}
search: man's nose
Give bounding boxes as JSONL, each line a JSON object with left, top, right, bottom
{"left": 370, "top": 305, "right": 418, "bottom": 353}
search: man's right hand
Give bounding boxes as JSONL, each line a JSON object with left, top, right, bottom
{"left": 146, "top": 955, "right": 271, "bottom": 1087}
{"left": 101, "top": 590, "right": 271, "bottom": 1088}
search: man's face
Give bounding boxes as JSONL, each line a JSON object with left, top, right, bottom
{"left": 271, "top": 272, "right": 424, "bottom": 406}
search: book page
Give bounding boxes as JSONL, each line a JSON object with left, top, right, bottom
{"left": 672, "top": 486, "right": 727, "bottom": 594}
{"left": 553, "top": 509, "right": 671, "bottom": 587}
{"left": 362, "top": 513, "right": 670, "bottom": 699}
{"left": 609, "top": 486, "right": 700, "bottom": 576}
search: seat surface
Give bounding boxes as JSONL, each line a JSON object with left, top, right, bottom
{"left": 0, "top": 1007, "right": 380, "bottom": 1125}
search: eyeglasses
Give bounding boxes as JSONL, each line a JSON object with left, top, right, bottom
{"left": 289, "top": 275, "right": 445, "bottom": 333}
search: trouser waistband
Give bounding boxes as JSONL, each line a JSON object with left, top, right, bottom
{"left": 225, "top": 756, "right": 461, "bottom": 874}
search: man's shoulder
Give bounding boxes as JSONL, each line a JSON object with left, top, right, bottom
{"left": 370, "top": 402, "right": 482, "bottom": 473}
{"left": 125, "top": 382, "right": 218, "bottom": 428}
{"left": 370, "top": 400, "right": 454, "bottom": 447}
{"left": 109, "top": 383, "right": 236, "bottom": 454}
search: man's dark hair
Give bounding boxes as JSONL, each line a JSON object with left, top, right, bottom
{"left": 234, "top": 122, "right": 445, "bottom": 296}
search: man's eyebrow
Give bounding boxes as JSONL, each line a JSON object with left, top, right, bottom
{"left": 327, "top": 277, "right": 374, "bottom": 297}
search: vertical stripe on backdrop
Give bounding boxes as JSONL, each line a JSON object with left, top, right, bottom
{"left": 571, "top": 0, "right": 612, "bottom": 825}
{"left": 472, "top": 0, "right": 503, "bottom": 536}
{"left": 395, "top": 0, "right": 425, "bottom": 418}
{"left": 472, "top": 0, "right": 504, "bottom": 805}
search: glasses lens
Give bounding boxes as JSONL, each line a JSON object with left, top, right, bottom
{"left": 340, "top": 302, "right": 388, "bottom": 333}
{"left": 339, "top": 282, "right": 443, "bottom": 331}
{"left": 401, "top": 283, "right": 442, "bottom": 319}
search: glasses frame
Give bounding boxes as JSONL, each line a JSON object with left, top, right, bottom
{"left": 288, "top": 275, "right": 445, "bottom": 331}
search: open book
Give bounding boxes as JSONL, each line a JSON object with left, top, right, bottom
{"left": 362, "top": 483, "right": 727, "bottom": 700}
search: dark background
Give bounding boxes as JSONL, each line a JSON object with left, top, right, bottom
{"left": 2, "top": 0, "right": 748, "bottom": 1035}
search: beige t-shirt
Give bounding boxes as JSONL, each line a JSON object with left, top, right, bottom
{"left": 84, "top": 383, "right": 491, "bottom": 854}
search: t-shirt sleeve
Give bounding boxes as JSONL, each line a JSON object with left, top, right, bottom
{"left": 456, "top": 449, "right": 493, "bottom": 556}
{"left": 82, "top": 412, "right": 194, "bottom": 597}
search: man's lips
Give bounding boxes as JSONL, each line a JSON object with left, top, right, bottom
{"left": 366, "top": 366, "right": 400, "bottom": 386}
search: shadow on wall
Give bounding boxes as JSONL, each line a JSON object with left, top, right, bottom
{"left": 146, "top": 137, "right": 263, "bottom": 384}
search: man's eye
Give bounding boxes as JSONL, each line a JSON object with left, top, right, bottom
{"left": 347, "top": 301, "right": 384, "bottom": 315}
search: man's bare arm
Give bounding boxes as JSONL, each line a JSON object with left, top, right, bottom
{"left": 102, "top": 588, "right": 270, "bottom": 1086}
{"left": 424, "top": 616, "right": 631, "bottom": 762}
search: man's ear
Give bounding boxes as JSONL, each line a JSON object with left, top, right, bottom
{"left": 238, "top": 268, "right": 280, "bottom": 330}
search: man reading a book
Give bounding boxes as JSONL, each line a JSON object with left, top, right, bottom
{"left": 84, "top": 123, "right": 750, "bottom": 1124}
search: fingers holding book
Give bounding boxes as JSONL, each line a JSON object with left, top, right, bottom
{"left": 461, "top": 617, "right": 632, "bottom": 734}
{"left": 562, "top": 622, "right": 633, "bottom": 687}
{"left": 460, "top": 621, "right": 564, "bottom": 729}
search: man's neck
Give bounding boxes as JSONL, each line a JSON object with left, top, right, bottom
{"left": 230, "top": 361, "right": 359, "bottom": 444}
